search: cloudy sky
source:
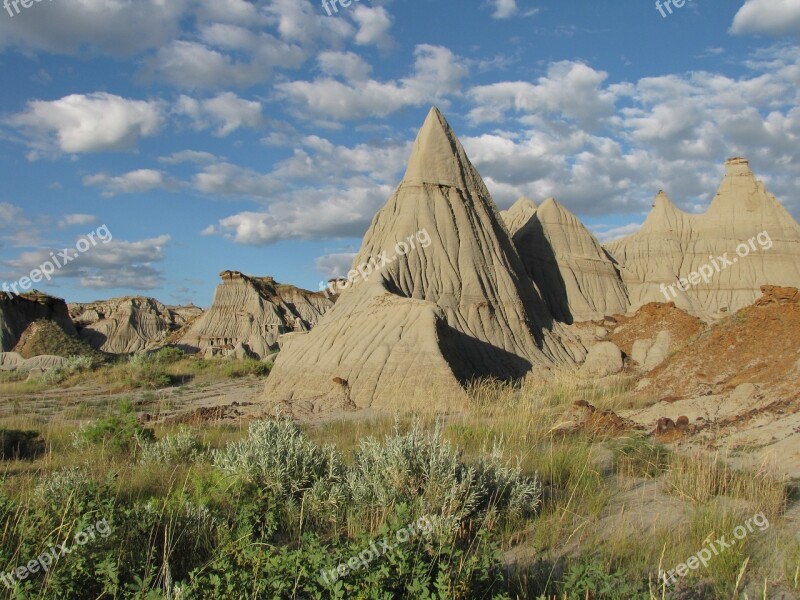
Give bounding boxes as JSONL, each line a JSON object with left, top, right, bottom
{"left": 0, "top": 0, "right": 798, "bottom": 306}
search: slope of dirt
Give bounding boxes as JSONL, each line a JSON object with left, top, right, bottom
{"left": 13, "top": 320, "right": 106, "bottom": 363}
{"left": 643, "top": 286, "right": 800, "bottom": 401}
{"left": 607, "top": 302, "right": 704, "bottom": 357}
{"left": 622, "top": 286, "right": 800, "bottom": 478}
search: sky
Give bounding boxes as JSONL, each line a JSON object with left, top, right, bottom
{"left": 0, "top": 0, "right": 798, "bottom": 307}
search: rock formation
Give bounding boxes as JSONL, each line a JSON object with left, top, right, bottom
{"left": 0, "top": 291, "right": 77, "bottom": 352}
{"left": 13, "top": 319, "right": 105, "bottom": 362}
{"left": 500, "top": 197, "right": 537, "bottom": 235}
{"left": 263, "top": 107, "right": 581, "bottom": 412}
{"left": 69, "top": 297, "right": 202, "bottom": 354}
{"left": 504, "top": 197, "right": 629, "bottom": 323}
{"left": 606, "top": 158, "right": 800, "bottom": 319}
{"left": 178, "top": 272, "right": 333, "bottom": 359}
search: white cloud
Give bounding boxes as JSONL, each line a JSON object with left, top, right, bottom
{"left": 9, "top": 93, "right": 163, "bottom": 155}
{"left": 4, "top": 235, "right": 171, "bottom": 291}
{"left": 175, "top": 93, "right": 265, "bottom": 136}
{"left": 278, "top": 44, "right": 467, "bottom": 120}
{"left": 352, "top": 5, "right": 393, "bottom": 48}
{"left": 159, "top": 150, "right": 218, "bottom": 165}
{"left": 84, "top": 170, "right": 177, "bottom": 197}
{"left": 463, "top": 46, "right": 800, "bottom": 220}
{"left": 732, "top": 0, "right": 800, "bottom": 36}
{"left": 196, "top": 132, "right": 409, "bottom": 244}
{"left": 490, "top": 0, "right": 518, "bottom": 19}
{"left": 315, "top": 252, "right": 358, "bottom": 279}
{"left": 468, "top": 61, "right": 616, "bottom": 129}
{"left": 214, "top": 183, "right": 392, "bottom": 245}
{"left": 58, "top": 214, "right": 97, "bottom": 229}
{"left": 318, "top": 51, "right": 373, "bottom": 82}
{"left": 0, "top": 0, "right": 190, "bottom": 56}
{"left": 593, "top": 222, "right": 643, "bottom": 243}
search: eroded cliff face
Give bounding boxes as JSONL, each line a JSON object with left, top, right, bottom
{"left": 504, "top": 197, "right": 629, "bottom": 324}
{"left": 69, "top": 297, "right": 202, "bottom": 354}
{"left": 606, "top": 158, "right": 800, "bottom": 320}
{"left": 263, "top": 107, "right": 582, "bottom": 413}
{"left": 178, "top": 271, "right": 333, "bottom": 359}
{"left": 0, "top": 291, "right": 77, "bottom": 352}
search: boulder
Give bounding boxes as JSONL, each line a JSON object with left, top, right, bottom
{"left": 581, "top": 342, "right": 623, "bottom": 377}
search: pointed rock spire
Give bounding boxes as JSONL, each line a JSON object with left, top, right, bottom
{"left": 605, "top": 157, "right": 800, "bottom": 318}
{"left": 506, "top": 197, "right": 629, "bottom": 323}
{"left": 263, "top": 108, "right": 580, "bottom": 413}
{"left": 502, "top": 197, "right": 539, "bottom": 236}
{"left": 402, "top": 107, "right": 489, "bottom": 194}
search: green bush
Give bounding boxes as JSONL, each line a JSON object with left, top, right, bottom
{"left": 126, "top": 353, "right": 172, "bottom": 389}
{"left": 561, "top": 560, "right": 648, "bottom": 600}
{"left": 152, "top": 346, "right": 185, "bottom": 364}
{"left": 73, "top": 399, "right": 155, "bottom": 456}
{"left": 213, "top": 416, "right": 343, "bottom": 499}
{"left": 223, "top": 359, "right": 271, "bottom": 378}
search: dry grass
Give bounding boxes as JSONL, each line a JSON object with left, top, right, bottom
{"left": 0, "top": 369, "right": 797, "bottom": 597}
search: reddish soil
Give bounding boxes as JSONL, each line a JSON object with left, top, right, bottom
{"left": 606, "top": 302, "right": 704, "bottom": 357}
{"left": 644, "top": 286, "right": 800, "bottom": 402}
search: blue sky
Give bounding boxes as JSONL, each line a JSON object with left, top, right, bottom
{"left": 0, "top": 0, "right": 798, "bottom": 307}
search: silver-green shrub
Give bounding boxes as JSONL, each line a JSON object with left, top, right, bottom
{"left": 139, "top": 426, "right": 207, "bottom": 464}
{"left": 212, "top": 417, "right": 343, "bottom": 499}
{"left": 345, "top": 419, "right": 541, "bottom": 524}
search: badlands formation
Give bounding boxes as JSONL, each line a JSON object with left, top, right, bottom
{"left": 178, "top": 271, "right": 334, "bottom": 360}
{"left": 264, "top": 107, "right": 584, "bottom": 412}
{"left": 607, "top": 157, "right": 800, "bottom": 319}
{"left": 505, "top": 196, "right": 629, "bottom": 323}
{"left": 263, "top": 107, "right": 800, "bottom": 418}
{"left": 0, "top": 291, "right": 76, "bottom": 352}
{"left": 70, "top": 296, "right": 202, "bottom": 354}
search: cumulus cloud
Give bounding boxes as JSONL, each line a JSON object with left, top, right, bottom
{"left": 352, "top": 5, "right": 393, "bottom": 48}
{"left": 452, "top": 45, "right": 800, "bottom": 223}
{"left": 3, "top": 234, "right": 171, "bottom": 291}
{"left": 83, "top": 169, "right": 178, "bottom": 197}
{"left": 315, "top": 252, "right": 358, "bottom": 279}
{"left": 196, "top": 133, "right": 409, "bottom": 244}
{"left": 468, "top": 61, "right": 617, "bottom": 129}
{"left": 58, "top": 214, "right": 97, "bottom": 229}
{"left": 278, "top": 44, "right": 468, "bottom": 120}
{"left": 489, "top": 0, "right": 518, "bottom": 19}
{"left": 732, "top": 0, "right": 800, "bottom": 36}
{"left": 0, "top": 0, "right": 190, "bottom": 56}
{"left": 8, "top": 93, "right": 163, "bottom": 155}
{"left": 175, "top": 93, "right": 265, "bottom": 136}
{"left": 159, "top": 150, "right": 218, "bottom": 165}
{"left": 213, "top": 184, "right": 392, "bottom": 244}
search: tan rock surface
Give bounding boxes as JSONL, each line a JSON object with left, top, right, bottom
{"left": 179, "top": 272, "right": 333, "bottom": 359}
{"left": 507, "top": 197, "right": 629, "bottom": 323}
{"left": 264, "top": 107, "right": 581, "bottom": 412}
{"left": 606, "top": 158, "right": 800, "bottom": 319}
{"left": 70, "top": 297, "right": 202, "bottom": 354}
